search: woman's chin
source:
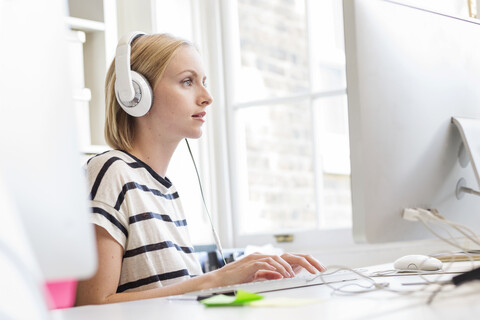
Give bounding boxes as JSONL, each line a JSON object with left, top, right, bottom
{"left": 187, "top": 130, "right": 203, "bottom": 139}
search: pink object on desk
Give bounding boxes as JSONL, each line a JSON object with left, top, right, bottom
{"left": 44, "top": 280, "right": 77, "bottom": 309}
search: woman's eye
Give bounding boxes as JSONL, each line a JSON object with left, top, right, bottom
{"left": 183, "top": 79, "right": 192, "bottom": 86}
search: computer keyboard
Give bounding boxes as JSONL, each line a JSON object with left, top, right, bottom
{"left": 185, "top": 268, "right": 364, "bottom": 297}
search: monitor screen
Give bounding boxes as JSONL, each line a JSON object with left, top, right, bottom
{"left": 0, "top": 0, "right": 97, "bottom": 281}
{"left": 343, "top": 0, "right": 480, "bottom": 243}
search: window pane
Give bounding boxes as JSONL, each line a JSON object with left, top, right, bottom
{"left": 313, "top": 95, "right": 352, "bottom": 228}
{"left": 234, "top": 102, "right": 317, "bottom": 234}
{"left": 308, "top": 0, "right": 346, "bottom": 92}
{"left": 235, "top": 0, "right": 309, "bottom": 103}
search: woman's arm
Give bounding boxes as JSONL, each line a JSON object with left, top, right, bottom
{"left": 75, "top": 226, "right": 216, "bottom": 305}
{"left": 75, "top": 226, "right": 325, "bottom": 305}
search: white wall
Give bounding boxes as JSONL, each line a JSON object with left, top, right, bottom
{"left": 116, "top": 0, "right": 155, "bottom": 36}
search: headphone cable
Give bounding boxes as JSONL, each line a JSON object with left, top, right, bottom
{"left": 185, "top": 138, "right": 228, "bottom": 267}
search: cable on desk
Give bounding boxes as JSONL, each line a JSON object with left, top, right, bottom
{"left": 402, "top": 208, "right": 480, "bottom": 303}
{"left": 426, "top": 266, "right": 480, "bottom": 304}
{"left": 313, "top": 210, "right": 480, "bottom": 302}
{"left": 312, "top": 265, "right": 429, "bottom": 297}
{"left": 313, "top": 261, "right": 473, "bottom": 305}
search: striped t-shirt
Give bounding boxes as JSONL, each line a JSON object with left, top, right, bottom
{"left": 86, "top": 149, "right": 203, "bottom": 293}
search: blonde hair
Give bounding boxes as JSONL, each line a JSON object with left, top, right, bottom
{"left": 104, "top": 33, "right": 191, "bottom": 151}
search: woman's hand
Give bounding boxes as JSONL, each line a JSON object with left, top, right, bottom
{"left": 208, "top": 252, "right": 326, "bottom": 288}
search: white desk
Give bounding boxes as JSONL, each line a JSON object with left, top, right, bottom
{"left": 50, "top": 262, "right": 480, "bottom": 320}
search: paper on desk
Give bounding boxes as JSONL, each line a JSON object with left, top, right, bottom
{"left": 201, "top": 290, "right": 323, "bottom": 308}
{"left": 249, "top": 297, "right": 323, "bottom": 307}
{"left": 200, "top": 290, "right": 263, "bottom": 307}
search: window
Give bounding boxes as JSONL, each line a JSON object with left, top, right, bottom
{"left": 220, "top": 0, "right": 352, "bottom": 248}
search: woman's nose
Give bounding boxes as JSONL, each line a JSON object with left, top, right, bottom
{"left": 199, "top": 87, "right": 213, "bottom": 107}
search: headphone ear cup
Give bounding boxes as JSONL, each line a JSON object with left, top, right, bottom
{"left": 115, "top": 71, "right": 153, "bottom": 117}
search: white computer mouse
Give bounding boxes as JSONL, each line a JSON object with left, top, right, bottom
{"left": 393, "top": 254, "right": 443, "bottom": 271}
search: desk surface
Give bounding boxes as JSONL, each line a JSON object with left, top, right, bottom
{"left": 51, "top": 262, "right": 480, "bottom": 320}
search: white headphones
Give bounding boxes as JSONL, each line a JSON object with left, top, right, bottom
{"left": 114, "top": 31, "right": 153, "bottom": 117}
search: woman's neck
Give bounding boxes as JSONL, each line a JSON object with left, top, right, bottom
{"left": 129, "top": 138, "right": 180, "bottom": 178}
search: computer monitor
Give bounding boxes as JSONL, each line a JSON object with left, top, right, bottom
{"left": 0, "top": 0, "right": 97, "bottom": 281}
{"left": 343, "top": 0, "right": 480, "bottom": 243}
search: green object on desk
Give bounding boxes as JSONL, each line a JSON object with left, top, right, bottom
{"left": 200, "top": 290, "right": 263, "bottom": 307}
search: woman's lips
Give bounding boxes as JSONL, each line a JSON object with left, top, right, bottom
{"left": 192, "top": 112, "right": 206, "bottom": 121}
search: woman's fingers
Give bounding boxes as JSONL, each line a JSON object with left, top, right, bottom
{"left": 247, "top": 253, "right": 295, "bottom": 277}
{"left": 245, "top": 252, "right": 325, "bottom": 276}
{"left": 266, "top": 256, "right": 295, "bottom": 277}
{"left": 253, "top": 270, "right": 283, "bottom": 281}
{"left": 280, "top": 253, "right": 326, "bottom": 273}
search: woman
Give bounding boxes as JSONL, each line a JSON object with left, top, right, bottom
{"left": 75, "top": 33, "right": 325, "bottom": 305}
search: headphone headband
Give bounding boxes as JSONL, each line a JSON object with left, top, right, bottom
{"left": 115, "top": 32, "right": 145, "bottom": 102}
{"left": 114, "top": 31, "right": 153, "bottom": 117}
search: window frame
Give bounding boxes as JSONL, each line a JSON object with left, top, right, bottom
{"left": 213, "top": 0, "right": 354, "bottom": 250}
